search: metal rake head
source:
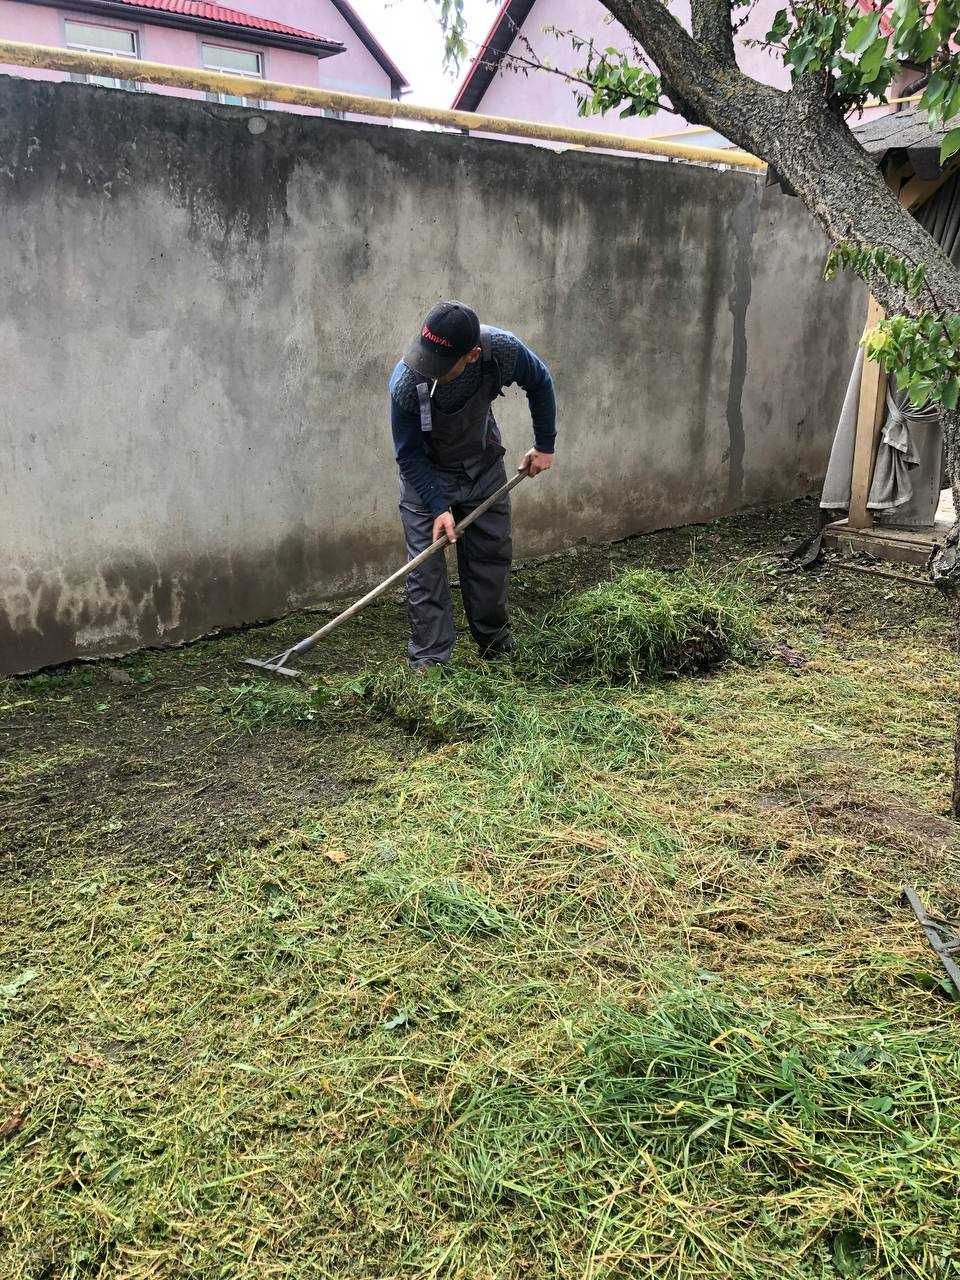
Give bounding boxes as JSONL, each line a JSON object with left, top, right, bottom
{"left": 243, "top": 649, "right": 304, "bottom": 679}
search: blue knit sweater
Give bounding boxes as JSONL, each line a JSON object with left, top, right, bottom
{"left": 390, "top": 327, "right": 556, "bottom": 516}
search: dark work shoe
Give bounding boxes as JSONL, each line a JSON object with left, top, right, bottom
{"left": 479, "top": 647, "right": 513, "bottom": 665}
{"left": 409, "top": 659, "right": 447, "bottom": 674}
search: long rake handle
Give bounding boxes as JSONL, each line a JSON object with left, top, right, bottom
{"left": 256, "top": 467, "right": 530, "bottom": 668}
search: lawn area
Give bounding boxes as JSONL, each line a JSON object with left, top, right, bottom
{"left": 2, "top": 499, "right": 959, "bottom": 1280}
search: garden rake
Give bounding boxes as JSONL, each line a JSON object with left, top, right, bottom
{"left": 244, "top": 467, "right": 530, "bottom": 678}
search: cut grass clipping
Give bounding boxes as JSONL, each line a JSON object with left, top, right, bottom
{"left": 334, "top": 666, "right": 515, "bottom": 741}
{"left": 438, "top": 983, "right": 960, "bottom": 1280}
{"left": 3, "top": 511, "right": 959, "bottom": 1280}
{"left": 518, "top": 565, "right": 759, "bottom": 685}
{"left": 337, "top": 665, "right": 665, "bottom": 765}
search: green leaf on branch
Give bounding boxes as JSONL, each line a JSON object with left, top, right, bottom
{"left": 785, "top": 35, "right": 822, "bottom": 77}
{"left": 941, "top": 127, "right": 960, "bottom": 165}
{"left": 764, "top": 0, "right": 959, "bottom": 117}
{"left": 923, "top": 69, "right": 951, "bottom": 125}
{"left": 864, "top": 315, "right": 960, "bottom": 411}
{"left": 766, "top": 8, "right": 791, "bottom": 42}
{"left": 914, "top": 23, "right": 943, "bottom": 64}
{"left": 432, "top": 0, "right": 469, "bottom": 70}
{"left": 890, "top": 0, "right": 921, "bottom": 41}
{"left": 858, "top": 35, "right": 889, "bottom": 81}
{"left": 574, "top": 46, "right": 661, "bottom": 120}
{"left": 824, "top": 241, "right": 926, "bottom": 299}
{"left": 931, "top": 0, "right": 957, "bottom": 41}
{"left": 826, "top": 243, "right": 957, "bottom": 410}
{"left": 844, "top": 12, "right": 880, "bottom": 57}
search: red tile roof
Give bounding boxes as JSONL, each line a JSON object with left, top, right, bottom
{"left": 107, "top": 0, "right": 322, "bottom": 40}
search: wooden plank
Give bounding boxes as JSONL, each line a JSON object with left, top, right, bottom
{"left": 883, "top": 157, "right": 912, "bottom": 200}
{"left": 847, "top": 295, "right": 889, "bottom": 531}
{"left": 834, "top": 561, "right": 935, "bottom": 587}
{"left": 900, "top": 159, "right": 960, "bottom": 212}
{"left": 823, "top": 522, "right": 938, "bottom": 567}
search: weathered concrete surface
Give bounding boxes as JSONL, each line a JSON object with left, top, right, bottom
{"left": 0, "top": 77, "right": 864, "bottom": 673}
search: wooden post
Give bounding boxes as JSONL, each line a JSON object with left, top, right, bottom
{"left": 847, "top": 295, "right": 889, "bottom": 531}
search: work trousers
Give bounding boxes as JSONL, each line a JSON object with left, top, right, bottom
{"left": 399, "top": 454, "right": 513, "bottom": 666}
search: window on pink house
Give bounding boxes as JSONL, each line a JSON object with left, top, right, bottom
{"left": 64, "top": 20, "right": 141, "bottom": 92}
{"left": 201, "top": 43, "right": 263, "bottom": 107}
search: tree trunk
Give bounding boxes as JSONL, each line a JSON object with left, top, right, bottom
{"left": 944, "top": 409, "right": 960, "bottom": 515}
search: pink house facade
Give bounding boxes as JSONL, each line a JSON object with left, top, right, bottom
{"left": 0, "top": 0, "right": 407, "bottom": 111}
{"left": 453, "top": 0, "right": 896, "bottom": 148}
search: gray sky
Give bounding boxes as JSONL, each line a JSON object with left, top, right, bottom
{"left": 349, "top": 0, "right": 498, "bottom": 105}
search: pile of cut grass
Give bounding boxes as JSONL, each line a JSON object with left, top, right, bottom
{"left": 330, "top": 663, "right": 662, "bottom": 771}
{"left": 331, "top": 564, "right": 758, "bottom": 742}
{"left": 332, "top": 664, "right": 512, "bottom": 741}
{"left": 517, "top": 565, "right": 759, "bottom": 685}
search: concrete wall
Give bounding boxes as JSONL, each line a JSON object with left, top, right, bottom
{"left": 0, "top": 76, "right": 864, "bottom": 673}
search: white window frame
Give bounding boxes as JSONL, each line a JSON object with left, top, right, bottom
{"left": 63, "top": 17, "right": 141, "bottom": 92}
{"left": 200, "top": 42, "right": 264, "bottom": 108}
{"left": 201, "top": 42, "right": 263, "bottom": 77}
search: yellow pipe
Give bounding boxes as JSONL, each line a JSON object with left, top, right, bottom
{"left": 643, "top": 125, "right": 715, "bottom": 141}
{"left": 0, "top": 39, "right": 766, "bottom": 172}
{"left": 862, "top": 91, "right": 922, "bottom": 107}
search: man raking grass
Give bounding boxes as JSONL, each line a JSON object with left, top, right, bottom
{"left": 245, "top": 301, "right": 555, "bottom": 678}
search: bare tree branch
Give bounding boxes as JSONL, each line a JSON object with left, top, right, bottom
{"left": 485, "top": 27, "right": 681, "bottom": 118}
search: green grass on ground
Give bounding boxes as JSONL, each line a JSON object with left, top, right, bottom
{"left": 2, "top": 500, "right": 959, "bottom": 1280}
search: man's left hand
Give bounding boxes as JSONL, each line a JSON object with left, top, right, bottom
{"left": 519, "top": 449, "right": 554, "bottom": 477}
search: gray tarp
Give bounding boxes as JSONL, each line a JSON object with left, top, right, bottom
{"left": 820, "top": 353, "right": 938, "bottom": 512}
{"left": 866, "top": 385, "right": 939, "bottom": 512}
{"left": 820, "top": 347, "right": 864, "bottom": 510}
{"left": 820, "top": 171, "right": 960, "bottom": 515}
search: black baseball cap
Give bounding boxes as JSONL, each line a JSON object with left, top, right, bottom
{"left": 403, "top": 300, "right": 481, "bottom": 380}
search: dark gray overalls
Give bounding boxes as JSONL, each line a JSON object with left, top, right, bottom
{"left": 400, "top": 327, "right": 512, "bottom": 667}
